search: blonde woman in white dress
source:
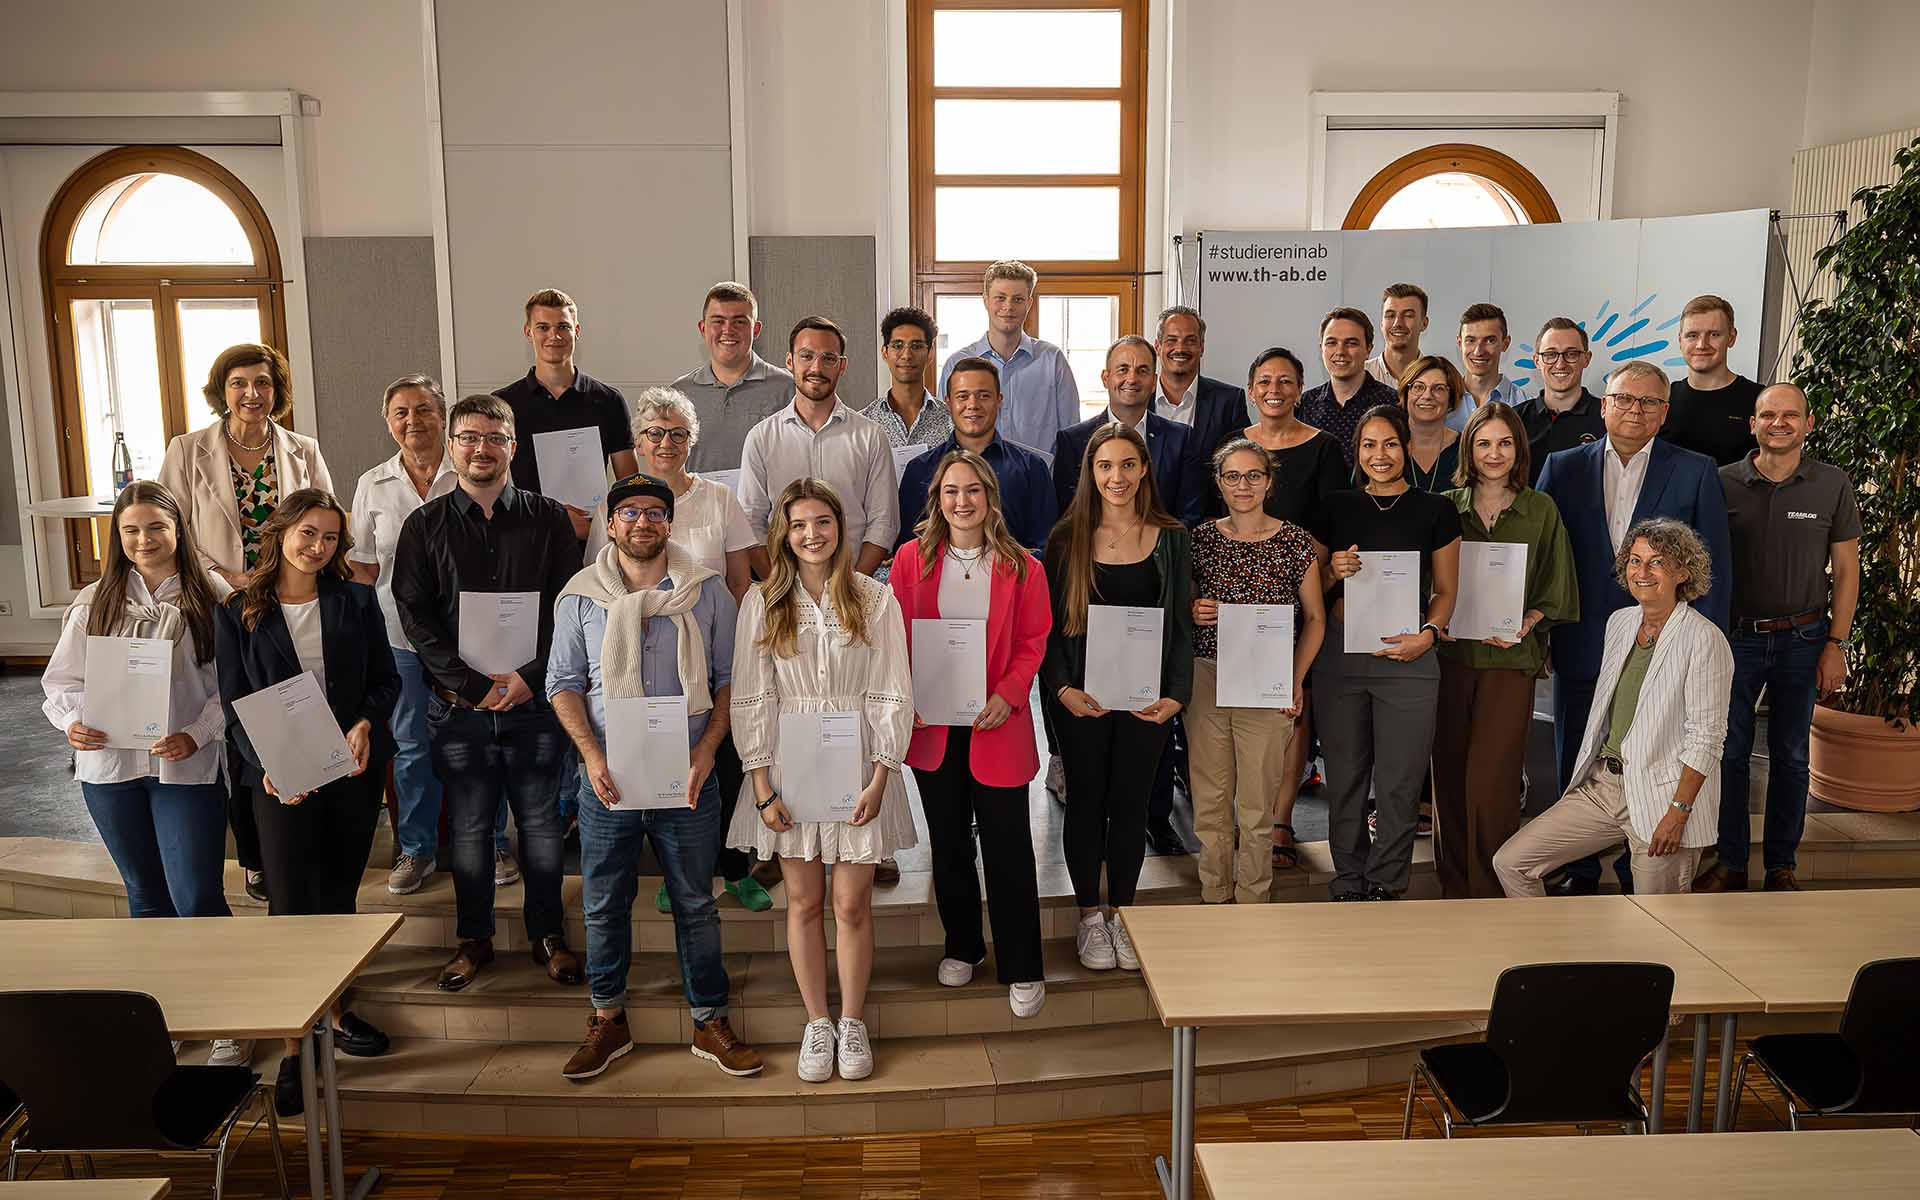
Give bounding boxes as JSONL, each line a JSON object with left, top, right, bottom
{"left": 727, "top": 477, "right": 915, "bottom": 1083}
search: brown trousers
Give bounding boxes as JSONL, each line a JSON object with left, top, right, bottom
{"left": 1431, "top": 658, "right": 1535, "bottom": 899}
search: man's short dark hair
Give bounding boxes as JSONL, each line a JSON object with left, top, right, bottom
{"left": 1536, "top": 316, "right": 1589, "bottom": 352}
{"left": 1381, "top": 283, "right": 1429, "bottom": 315}
{"left": 789, "top": 315, "right": 847, "bottom": 354}
{"left": 1460, "top": 302, "right": 1509, "bottom": 336}
{"left": 449, "top": 393, "right": 515, "bottom": 437}
{"left": 880, "top": 306, "right": 936, "bottom": 346}
{"left": 946, "top": 356, "right": 1001, "bottom": 392}
{"left": 1320, "top": 307, "right": 1375, "bottom": 347}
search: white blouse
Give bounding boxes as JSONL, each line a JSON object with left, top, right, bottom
{"left": 280, "top": 598, "right": 327, "bottom": 695}
{"left": 41, "top": 571, "right": 231, "bottom": 786}
{"left": 725, "top": 572, "right": 917, "bottom": 864}
{"left": 587, "top": 473, "right": 757, "bottom": 576}
{"left": 935, "top": 545, "right": 992, "bottom": 620}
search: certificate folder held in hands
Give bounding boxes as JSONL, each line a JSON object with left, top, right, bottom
{"left": 911, "top": 618, "right": 986, "bottom": 726}
{"left": 1452, "top": 541, "right": 1528, "bottom": 643}
{"left": 1085, "top": 604, "right": 1162, "bottom": 711}
{"left": 532, "top": 426, "right": 610, "bottom": 513}
{"left": 778, "top": 711, "right": 863, "bottom": 822}
{"left": 604, "top": 695, "right": 692, "bottom": 810}
{"left": 231, "top": 671, "right": 356, "bottom": 798}
{"left": 1343, "top": 550, "right": 1421, "bottom": 654}
{"left": 83, "top": 635, "right": 172, "bottom": 749}
{"left": 458, "top": 590, "right": 538, "bottom": 676}
{"left": 1216, "top": 604, "right": 1295, "bottom": 709}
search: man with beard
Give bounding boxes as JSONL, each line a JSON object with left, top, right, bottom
{"left": 548, "top": 472, "right": 763, "bottom": 1082}
{"left": 393, "top": 394, "right": 583, "bottom": 992}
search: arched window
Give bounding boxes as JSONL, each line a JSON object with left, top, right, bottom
{"left": 1344, "top": 143, "right": 1560, "bottom": 230}
{"left": 41, "top": 146, "right": 286, "bottom": 583}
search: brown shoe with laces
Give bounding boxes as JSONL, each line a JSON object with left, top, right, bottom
{"left": 1763, "top": 867, "right": 1802, "bottom": 892}
{"left": 561, "top": 1011, "right": 632, "bottom": 1081}
{"left": 691, "top": 1015, "right": 763, "bottom": 1077}
{"left": 533, "top": 933, "right": 583, "bottom": 985}
{"left": 1691, "top": 862, "right": 1748, "bottom": 893}
{"left": 437, "top": 937, "right": 493, "bottom": 992}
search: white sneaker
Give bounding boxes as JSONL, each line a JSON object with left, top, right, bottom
{"left": 1046, "top": 754, "right": 1067, "bottom": 802}
{"left": 1076, "top": 911, "right": 1116, "bottom": 970}
{"left": 493, "top": 848, "right": 520, "bottom": 887}
{"left": 836, "top": 1017, "right": 873, "bottom": 1081}
{"left": 1010, "top": 981, "right": 1046, "bottom": 1018}
{"left": 796, "top": 1017, "right": 836, "bottom": 1083}
{"left": 1109, "top": 916, "right": 1140, "bottom": 971}
{"left": 937, "top": 956, "right": 981, "bottom": 987}
{"left": 207, "top": 1038, "right": 253, "bottom": 1067}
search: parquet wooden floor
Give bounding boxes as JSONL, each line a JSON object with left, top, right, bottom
{"left": 13, "top": 1044, "right": 1893, "bottom": 1198}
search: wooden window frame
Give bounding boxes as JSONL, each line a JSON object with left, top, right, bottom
{"left": 41, "top": 145, "right": 288, "bottom": 585}
{"left": 1342, "top": 143, "right": 1562, "bottom": 230}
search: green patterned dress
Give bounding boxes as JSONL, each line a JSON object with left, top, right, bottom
{"left": 230, "top": 449, "right": 280, "bottom": 569}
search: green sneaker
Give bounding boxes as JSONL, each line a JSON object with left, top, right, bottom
{"left": 726, "top": 876, "right": 774, "bottom": 912}
{"left": 654, "top": 882, "right": 671, "bottom": 914}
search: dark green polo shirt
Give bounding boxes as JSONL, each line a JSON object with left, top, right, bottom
{"left": 1719, "top": 452, "right": 1861, "bottom": 622}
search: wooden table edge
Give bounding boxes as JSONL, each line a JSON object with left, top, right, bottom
{"left": 159, "top": 911, "right": 405, "bottom": 1041}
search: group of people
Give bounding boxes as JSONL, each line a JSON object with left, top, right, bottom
{"left": 43, "top": 263, "right": 1860, "bottom": 1097}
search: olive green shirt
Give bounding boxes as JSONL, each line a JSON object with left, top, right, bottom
{"left": 1598, "top": 639, "right": 1656, "bottom": 761}
{"left": 1437, "top": 486, "right": 1580, "bottom": 675}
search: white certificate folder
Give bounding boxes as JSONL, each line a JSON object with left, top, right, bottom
{"left": 231, "top": 671, "right": 356, "bottom": 798}
{"left": 912, "top": 618, "right": 986, "bottom": 726}
{"left": 605, "top": 695, "right": 692, "bottom": 809}
{"left": 1343, "top": 550, "right": 1422, "bottom": 654}
{"left": 83, "top": 635, "right": 172, "bottom": 749}
{"left": 532, "top": 426, "right": 609, "bottom": 512}
{"left": 1215, "top": 604, "right": 1295, "bottom": 709}
{"left": 1084, "top": 604, "right": 1163, "bottom": 711}
{"left": 777, "top": 711, "right": 863, "bottom": 823}
{"left": 1452, "top": 542, "right": 1528, "bottom": 642}
{"left": 458, "top": 590, "right": 539, "bottom": 676}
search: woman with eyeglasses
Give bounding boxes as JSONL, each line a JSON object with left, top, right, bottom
{"left": 1188, "top": 440, "right": 1325, "bottom": 903}
{"left": 1311, "top": 405, "right": 1461, "bottom": 900}
{"left": 1398, "top": 355, "right": 1464, "bottom": 493}
{"left": 585, "top": 386, "right": 770, "bottom": 912}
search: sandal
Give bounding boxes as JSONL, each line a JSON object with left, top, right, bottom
{"left": 1271, "top": 822, "right": 1300, "bottom": 870}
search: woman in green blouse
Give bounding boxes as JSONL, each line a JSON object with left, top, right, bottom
{"left": 1434, "top": 402, "right": 1579, "bottom": 898}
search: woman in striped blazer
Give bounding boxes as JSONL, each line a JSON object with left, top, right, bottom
{"left": 1493, "top": 517, "right": 1733, "bottom": 897}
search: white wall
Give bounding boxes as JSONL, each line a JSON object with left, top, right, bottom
{"left": 1802, "top": 0, "right": 1920, "bottom": 147}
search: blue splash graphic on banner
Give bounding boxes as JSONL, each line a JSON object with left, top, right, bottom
{"left": 1511, "top": 294, "right": 1674, "bottom": 391}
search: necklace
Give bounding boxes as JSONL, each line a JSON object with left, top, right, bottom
{"left": 1102, "top": 520, "right": 1142, "bottom": 551}
{"left": 1366, "top": 488, "right": 1408, "bottom": 513}
{"left": 226, "top": 421, "right": 271, "bottom": 454}
{"left": 947, "top": 544, "right": 984, "bottom": 580}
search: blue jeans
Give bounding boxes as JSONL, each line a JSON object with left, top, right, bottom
{"left": 1720, "top": 620, "right": 1827, "bottom": 872}
{"left": 429, "top": 698, "right": 568, "bottom": 943}
{"left": 81, "top": 778, "right": 231, "bottom": 918}
{"left": 390, "top": 648, "right": 447, "bottom": 860}
{"left": 578, "top": 772, "right": 728, "bottom": 1017}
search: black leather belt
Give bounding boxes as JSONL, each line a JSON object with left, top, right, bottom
{"left": 1598, "top": 756, "right": 1624, "bottom": 775}
{"left": 1734, "top": 609, "right": 1823, "bottom": 635}
{"left": 432, "top": 685, "right": 479, "bottom": 710}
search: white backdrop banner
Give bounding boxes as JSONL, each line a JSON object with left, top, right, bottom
{"left": 1194, "top": 209, "right": 1770, "bottom": 397}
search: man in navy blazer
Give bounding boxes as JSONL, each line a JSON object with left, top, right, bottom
{"left": 1537, "top": 361, "right": 1732, "bottom": 892}
{"left": 1050, "top": 336, "right": 1208, "bottom": 527}
{"left": 1152, "top": 305, "right": 1246, "bottom": 459}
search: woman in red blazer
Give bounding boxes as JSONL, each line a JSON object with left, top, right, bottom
{"left": 891, "top": 448, "right": 1052, "bottom": 1019}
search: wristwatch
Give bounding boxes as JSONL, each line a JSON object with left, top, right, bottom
{"left": 755, "top": 792, "right": 780, "bottom": 812}
{"left": 1827, "top": 635, "right": 1850, "bottom": 646}
{"left": 1668, "top": 798, "right": 1694, "bottom": 815}
{"left": 1419, "top": 622, "right": 1442, "bottom": 638}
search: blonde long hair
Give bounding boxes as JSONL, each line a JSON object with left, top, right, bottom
{"left": 909, "top": 450, "right": 1030, "bottom": 584}
{"left": 1048, "top": 423, "right": 1179, "bottom": 637}
{"left": 756, "top": 478, "right": 871, "bottom": 657}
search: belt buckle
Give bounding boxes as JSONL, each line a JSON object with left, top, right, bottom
{"left": 1600, "top": 756, "right": 1623, "bottom": 775}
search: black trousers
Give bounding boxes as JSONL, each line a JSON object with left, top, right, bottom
{"left": 227, "top": 744, "right": 263, "bottom": 872}
{"left": 714, "top": 733, "right": 750, "bottom": 883}
{"left": 1048, "top": 699, "right": 1173, "bottom": 909}
{"left": 912, "top": 726, "right": 1045, "bottom": 984}
{"left": 250, "top": 769, "right": 383, "bottom": 917}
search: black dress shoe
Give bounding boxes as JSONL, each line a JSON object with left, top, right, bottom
{"left": 245, "top": 870, "right": 268, "bottom": 903}
{"left": 1145, "top": 819, "right": 1188, "bottom": 856}
{"left": 1331, "top": 890, "right": 1367, "bottom": 902}
{"left": 1547, "top": 875, "right": 1600, "bottom": 896}
{"left": 274, "top": 1054, "right": 305, "bottom": 1117}
{"left": 1366, "top": 887, "right": 1399, "bottom": 900}
{"left": 332, "top": 1011, "right": 390, "bottom": 1058}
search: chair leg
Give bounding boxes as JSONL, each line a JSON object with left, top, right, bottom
{"left": 1729, "top": 1054, "right": 1752, "bottom": 1133}
{"left": 264, "top": 1089, "right": 292, "bottom": 1200}
{"left": 1401, "top": 1069, "right": 1420, "bottom": 1139}
{"left": 213, "top": 1146, "right": 226, "bottom": 1200}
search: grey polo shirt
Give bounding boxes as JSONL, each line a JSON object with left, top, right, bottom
{"left": 673, "top": 353, "right": 796, "bottom": 473}
{"left": 1720, "top": 452, "right": 1861, "bottom": 622}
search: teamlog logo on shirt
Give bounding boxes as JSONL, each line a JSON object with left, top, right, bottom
{"left": 1787, "top": 511, "right": 1819, "bottom": 520}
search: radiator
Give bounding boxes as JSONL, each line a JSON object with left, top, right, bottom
{"left": 1783, "top": 126, "right": 1920, "bottom": 371}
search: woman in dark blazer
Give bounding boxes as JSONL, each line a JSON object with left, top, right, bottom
{"left": 215, "top": 487, "right": 399, "bottom": 1114}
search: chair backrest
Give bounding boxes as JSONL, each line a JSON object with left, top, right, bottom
{"left": 1838, "top": 957, "right": 1920, "bottom": 1114}
{"left": 0, "top": 990, "right": 186, "bottom": 1150}
{"left": 1482, "top": 962, "right": 1674, "bottom": 1125}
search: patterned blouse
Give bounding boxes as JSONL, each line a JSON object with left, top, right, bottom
{"left": 1189, "top": 517, "right": 1316, "bottom": 659}
{"left": 230, "top": 448, "right": 279, "bottom": 568}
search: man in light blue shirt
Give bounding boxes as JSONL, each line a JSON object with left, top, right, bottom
{"left": 936, "top": 259, "right": 1080, "bottom": 453}
{"left": 1452, "top": 302, "right": 1530, "bottom": 432}
{"left": 547, "top": 472, "right": 762, "bottom": 1084}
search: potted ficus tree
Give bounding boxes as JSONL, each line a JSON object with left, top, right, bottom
{"left": 1795, "top": 133, "right": 1920, "bottom": 812}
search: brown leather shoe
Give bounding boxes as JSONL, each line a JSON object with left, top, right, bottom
{"left": 533, "top": 934, "right": 584, "bottom": 985}
{"left": 1692, "top": 862, "right": 1748, "bottom": 893}
{"left": 751, "top": 857, "right": 784, "bottom": 888}
{"left": 561, "top": 1011, "right": 632, "bottom": 1081}
{"left": 691, "top": 1015, "right": 763, "bottom": 1077}
{"left": 437, "top": 937, "right": 494, "bottom": 992}
{"left": 875, "top": 856, "right": 902, "bottom": 886}
{"left": 1763, "top": 867, "right": 1802, "bottom": 892}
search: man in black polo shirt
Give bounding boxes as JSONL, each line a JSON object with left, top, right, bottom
{"left": 1662, "top": 294, "right": 1760, "bottom": 466}
{"left": 1696, "top": 383, "right": 1859, "bottom": 894}
{"left": 1512, "top": 316, "right": 1605, "bottom": 483}
{"left": 493, "top": 287, "right": 639, "bottom": 543}
{"left": 394, "top": 394, "right": 584, "bottom": 994}
{"left": 1298, "top": 307, "right": 1398, "bottom": 466}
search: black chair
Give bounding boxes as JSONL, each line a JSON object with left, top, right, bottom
{"left": 1730, "top": 956, "right": 1920, "bottom": 1131}
{"left": 0, "top": 1081, "right": 22, "bottom": 1145}
{"left": 1402, "top": 962, "right": 1674, "bottom": 1138}
{"left": 0, "top": 991, "right": 289, "bottom": 1199}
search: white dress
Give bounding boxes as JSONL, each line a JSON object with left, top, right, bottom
{"left": 726, "top": 572, "right": 918, "bottom": 863}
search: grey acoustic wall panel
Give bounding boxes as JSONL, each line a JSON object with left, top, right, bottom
{"left": 303, "top": 236, "right": 442, "bottom": 492}
{"left": 749, "top": 236, "right": 879, "bottom": 409}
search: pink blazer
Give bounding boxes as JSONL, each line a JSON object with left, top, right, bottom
{"left": 889, "top": 542, "right": 1052, "bottom": 787}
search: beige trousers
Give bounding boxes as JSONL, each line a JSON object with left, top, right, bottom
{"left": 1188, "top": 657, "right": 1296, "bottom": 904}
{"left": 1493, "top": 767, "right": 1701, "bottom": 898}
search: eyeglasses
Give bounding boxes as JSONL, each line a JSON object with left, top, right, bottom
{"left": 613, "top": 506, "right": 670, "bottom": 525}
{"left": 1218, "top": 469, "right": 1270, "bottom": 486}
{"left": 452, "top": 432, "right": 514, "bottom": 448}
{"left": 1535, "top": 350, "right": 1589, "bottom": 365}
{"left": 638, "top": 426, "right": 692, "bottom": 445}
{"left": 884, "top": 339, "right": 930, "bottom": 354}
{"left": 1605, "top": 392, "right": 1668, "bottom": 411}
{"left": 793, "top": 350, "right": 845, "bottom": 368}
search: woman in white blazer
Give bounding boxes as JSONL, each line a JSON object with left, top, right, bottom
{"left": 1494, "top": 517, "right": 1733, "bottom": 897}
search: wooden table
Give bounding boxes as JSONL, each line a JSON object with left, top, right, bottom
{"left": 1120, "top": 897, "right": 1764, "bottom": 1200}
{"left": 0, "top": 914, "right": 402, "bottom": 1200}
{"left": 0, "top": 1182, "right": 170, "bottom": 1199}
{"left": 1632, "top": 887, "right": 1920, "bottom": 1130}
{"left": 1197, "top": 1128, "right": 1920, "bottom": 1199}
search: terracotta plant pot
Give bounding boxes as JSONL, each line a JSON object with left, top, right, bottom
{"left": 1808, "top": 704, "right": 1920, "bottom": 812}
